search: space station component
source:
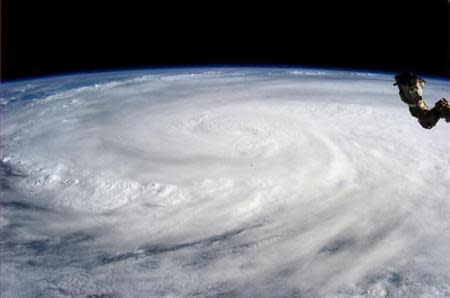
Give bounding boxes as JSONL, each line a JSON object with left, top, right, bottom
{"left": 394, "top": 72, "right": 450, "bottom": 129}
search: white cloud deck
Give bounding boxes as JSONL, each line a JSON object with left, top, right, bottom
{"left": 1, "top": 68, "right": 448, "bottom": 297}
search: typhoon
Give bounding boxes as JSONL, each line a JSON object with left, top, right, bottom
{"left": 1, "top": 68, "right": 448, "bottom": 297}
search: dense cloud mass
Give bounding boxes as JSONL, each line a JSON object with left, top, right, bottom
{"left": 1, "top": 68, "right": 448, "bottom": 297}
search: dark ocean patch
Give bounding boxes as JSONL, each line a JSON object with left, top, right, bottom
{"left": 97, "top": 224, "right": 262, "bottom": 266}
{"left": 0, "top": 161, "right": 26, "bottom": 191}
{"left": 86, "top": 293, "right": 120, "bottom": 298}
{"left": 1, "top": 200, "right": 48, "bottom": 212}
{"left": 0, "top": 160, "right": 26, "bottom": 178}
{"left": 4, "top": 231, "right": 95, "bottom": 257}
{"left": 319, "top": 237, "right": 355, "bottom": 255}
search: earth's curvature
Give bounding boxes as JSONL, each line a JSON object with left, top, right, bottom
{"left": 1, "top": 68, "right": 448, "bottom": 297}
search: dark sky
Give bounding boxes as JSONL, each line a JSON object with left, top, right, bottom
{"left": 2, "top": 1, "right": 449, "bottom": 81}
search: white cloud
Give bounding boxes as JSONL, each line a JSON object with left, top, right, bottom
{"left": 2, "top": 68, "right": 448, "bottom": 297}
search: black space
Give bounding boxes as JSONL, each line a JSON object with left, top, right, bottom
{"left": 2, "top": 1, "right": 449, "bottom": 81}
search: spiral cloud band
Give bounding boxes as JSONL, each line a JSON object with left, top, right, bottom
{"left": 1, "top": 68, "right": 448, "bottom": 297}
